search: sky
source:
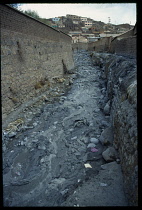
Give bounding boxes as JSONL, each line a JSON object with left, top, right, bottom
{"left": 20, "top": 3, "right": 136, "bottom": 25}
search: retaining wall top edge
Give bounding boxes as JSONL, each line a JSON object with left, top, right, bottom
{"left": 2, "top": 4, "right": 71, "bottom": 40}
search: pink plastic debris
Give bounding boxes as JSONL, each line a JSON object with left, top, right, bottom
{"left": 91, "top": 147, "right": 98, "bottom": 152}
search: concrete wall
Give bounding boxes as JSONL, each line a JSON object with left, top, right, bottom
{"left": 112, "top": 26, "right": 136, "bottom": 41}
{"left": 109, "top": 36, "right": 136, "bottom": 58}
{"left": 88, "top": 37, "right": 112, "bottom": 52}
{"left": 72, "top": 37, "right": 112, "bottom": 53}
{"left": 91, "top": 52, "right": 137, "bottom": 206}
{"left": 72, "top": 42, "right": 88, "bottom": 51}
{"left": 1, "top": 5, "right": 74, "bottom": 122}
{"left": 109, "top": 25, "right": 136, "bottom": 58}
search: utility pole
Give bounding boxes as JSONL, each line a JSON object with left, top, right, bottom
{"left": 108, "top": 17, "right": 111, "bottom": 25}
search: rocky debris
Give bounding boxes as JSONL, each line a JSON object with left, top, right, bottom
{"left": 100, "top": 182, "right": 107, "bottom": 187}
{"left": 103, "top": 100, "right": 111, "bottom": 115}
{"left": 90, "top": 137, "right": 99, "bottom": 144}
{"left": 8, "top": 131, "right": 17, "bottom": 138}
{"left": 102, "top": 147, "right": 118, "bottom": 162}
{"left": 87, "top": 143, "right": 96, "bottom": 148}
{"left": 61, "top": 161, "right": 128, "bottom": 206}
{"left": 99, "top": 126, "right": 114, "bottom": 146}
{"left": 2, "top": 50, "right": 128, "bottom": 207}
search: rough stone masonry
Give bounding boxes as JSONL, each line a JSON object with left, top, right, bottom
{"left": 1, "top": 4, "right": 74, "bottom": 126}
{"left": 90, "top": 52, "right": 137, "bottom": 206}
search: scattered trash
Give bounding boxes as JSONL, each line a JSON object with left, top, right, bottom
{"left": 33, "top": 122, "right": 38, "bottom": 127}
{"left": 38, "top": 145, "right": 46, "bottom": 150}
{"left": 100, "top": 183, "right": 107, "bottom": 187}
{"left": 74, "top": 204, "right": 79, "bottom": 207}
{"left": 91, "top": 147, "right": 98, "bottom": 152}
{"left": 84, "top": 163, "right": 92, "bottom": 168}
{"left": 20, "top": 141, "right": 24, "bottom": 146}
{"left": 40, "top": 158, "right": 45, "bottom": 164}
{"left": 71, "top": 136, "right": 77, "bottom": 140}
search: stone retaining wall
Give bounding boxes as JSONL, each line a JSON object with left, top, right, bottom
{"left": 1, "top": 5, "right": 74, "bottom": 122}
{"left": 72, "top": 37, "right": 111, "bottom": 53}
{"left": 88, "top": 37, "right": 112, "bottom": 52}
{"left": 91, "top": 52, "right": 137, "bottom": 206}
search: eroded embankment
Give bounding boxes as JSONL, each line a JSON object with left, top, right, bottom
{"left": 90, "top": 52, "right": 137, "bottom": 206}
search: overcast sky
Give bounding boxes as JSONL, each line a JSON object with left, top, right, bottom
{"left": 20, "top": 3, "right": 136, "bottom": 25}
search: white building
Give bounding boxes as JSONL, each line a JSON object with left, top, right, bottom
{"left": 81, "top": 17, "right": 88, "bottom": 22}
{"left": 84, "top": 20, "right": 93, "bottom": 28}
{"left": 52, "top": 17, "right": 60, "bottom": 22}
{"left": 72, "top": 35, "right": 88, "bottom": 43}
{"left": 73, "top": 20, "right": 79, "bottom": 24}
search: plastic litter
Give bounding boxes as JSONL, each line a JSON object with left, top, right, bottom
{"left": 84, "top": 163, "right": 92, "bottom": 168}
{"left": 91, "top": 147, "right": 98, "bottom": 152}
{"left": 100, "top": 182, "right": 107, "bottom": 187}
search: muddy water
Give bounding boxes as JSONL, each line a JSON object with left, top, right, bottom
{"left": 2, "top": 50, "right": 128, "bottom": 206}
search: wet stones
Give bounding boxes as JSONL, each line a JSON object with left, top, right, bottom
{"left": 2, "top": 50, "right": 130, "bottom": 206}
{"left": 8, "top": 131, "right": 17, "bottom": 138}
{"left": 99, "top": 127, "right": 114, "bottom": 146}
{"left": 90, "top": 138, "right": 99, "bottom": 144}
{"left": 102, "top": 147, "right": 117, "bottom": 162}
{"left": 87, "top": 143, "right": 96, "bottom": 148}
{"left": 74, "top": 119, "right": 89, "bottom": 128}
{"left": 103, "top": 100, "right": 111, "bottom": 115}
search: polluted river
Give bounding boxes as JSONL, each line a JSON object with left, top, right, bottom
{"left": 2, "top": 50, "right": 128, "bottom": 206}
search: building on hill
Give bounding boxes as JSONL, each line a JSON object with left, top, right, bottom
{"left": 80, "top": 17, "right": 87, "bottom": 22}
{"left": 68, "top": 31, "right": 82, "bottom": 36}
{"left": 72, "top": 35, "right": 88, "bottom": 43}
{"left": 84, "top": 20, "right": 93, "bottom": 28}
{"left": 66, "top": 14, "right": 81, "bottom": 20}
{"left": 52, "top": 17, "right": 60, "bottom": 22}
{"left": 73, "top": 20, "right": 80, "bottom": 25}
{"left": 81, "top": 27, "right": 90, "bottom": 33}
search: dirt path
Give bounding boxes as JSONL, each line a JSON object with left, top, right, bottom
{"left": 2, "top": 50, "right": 128, "bottom": 206}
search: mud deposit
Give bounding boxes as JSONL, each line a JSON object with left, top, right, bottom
{"left": 2, "top": 50, "right": 128, "bottom": 206}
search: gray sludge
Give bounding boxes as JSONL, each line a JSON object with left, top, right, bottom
{"left": 2, "top": 50, "right": 128, "bottom": 206}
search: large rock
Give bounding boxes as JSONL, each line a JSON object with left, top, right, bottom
{"left": 103, "top": 100, "right": 110, "bottom": 115}
{"left": 91, "top": 52, "right": 103, "bottom": 67}
{"left": 90, "top": 138, "right": 99, "bottom": 144}
{"left": 87, "top": 143, "right": 96, "bottom": 148}
{"left": 102, "top": 147, "right": 117, "bottom": 162}
{"left": 100, "top": 127, "right": 114, "bottom": 145}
